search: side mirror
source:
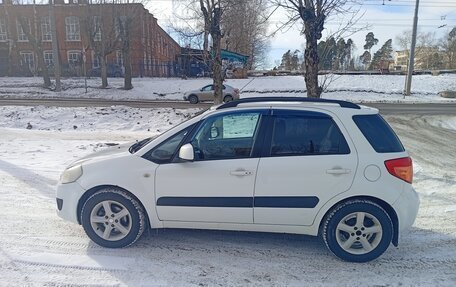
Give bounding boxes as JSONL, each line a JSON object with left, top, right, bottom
{"left": 179, "top": 143, "right": 194, "bottom": 161}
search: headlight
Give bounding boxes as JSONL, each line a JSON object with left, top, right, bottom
{"left": 60, "top": 165, "right": 83, "bottom": 184}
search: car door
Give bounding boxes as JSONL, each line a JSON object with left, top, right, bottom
{"left": 155, "top": 109, "right": 268, "bottom": 224}
{"left": 200, "top": 85, "right": 214, "bottom": 101}
{"left": 253, "top": 109, "right": 358, "bottom": 226}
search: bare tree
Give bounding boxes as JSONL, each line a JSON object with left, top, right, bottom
{"left": 221, "top": 0, "right": 270, "bottom": 69}
{"left": 171, "top": 0, "right": 225, "bottom": 102}
{"left": 272, "top": 0, "right": 361, "bottom": 98}
{"left": 15, "top": 0, "right": 51, "bottom": 88}
{"left": 205, "top": 1, "right": 225, "bottom": 103}
{"left": 1, "top": 1, "right": 17, "bottom": 76}
{"left": 440, "top": 27, "right": 456, "bottom": 69}
{"left": 83, "top": 1, "right": 120, "bottom": 88}
{"left": 396, "top": 30, "right": 443, "bottom": 70}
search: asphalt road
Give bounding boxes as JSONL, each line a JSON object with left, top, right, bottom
{"left": 0, "top": 98, "right": 455, "bottom": 115}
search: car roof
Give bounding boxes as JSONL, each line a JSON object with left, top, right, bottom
{"left": 209, "top": 97, "right": 378, "bottom": 115}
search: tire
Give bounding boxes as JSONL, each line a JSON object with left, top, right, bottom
{"left": 223, "top": 95, "right": 234, "bottom": 103}
{"left": 322, "top": 199, "right": 393, "bottom": 262}
{"left": 188, "top": 94, "right": 199, "bottom": 104}
{"left": 81, "top": 188, "right": 145, "bottom": 248}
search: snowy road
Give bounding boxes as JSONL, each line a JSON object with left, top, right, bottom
{"left": 0, "top": 107, "right": 455, "bottom": 286}
{"left": 1, "top": 98, "right": 456, "bottom": 116}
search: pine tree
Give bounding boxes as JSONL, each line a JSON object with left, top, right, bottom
{"left": 364, "top": 32, "right": 379, "bottom": 53}
{"left": 370, "top": 39, "right": 393, "bottom": 70}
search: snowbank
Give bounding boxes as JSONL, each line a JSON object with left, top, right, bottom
{"left": 1, "top": 74, "right": 456, "bottom": 103}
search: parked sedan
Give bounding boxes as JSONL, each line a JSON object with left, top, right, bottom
{"left": 183, "top": 84, "right": 240, "bottom": 104}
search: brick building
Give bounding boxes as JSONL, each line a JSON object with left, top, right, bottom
{"left": 0, "top": 0, "right": 181, "bottom": 77}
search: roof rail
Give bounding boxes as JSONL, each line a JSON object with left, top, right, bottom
{"left": 216, "top": 97, "right": 361, "bottom": 110}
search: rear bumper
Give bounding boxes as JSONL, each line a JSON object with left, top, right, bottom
{"left": 393, "top": 186, "right": 420, "bottom": 233}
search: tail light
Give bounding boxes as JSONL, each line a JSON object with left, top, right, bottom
{"left": 234, "top": 88, "right": 240, "bottom": 94}
{"left": 384, "top": 157, "right": 413, "bottom": 183}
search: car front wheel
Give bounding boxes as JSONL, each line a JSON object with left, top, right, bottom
{"left": 81, "top": 188, "right": 145, "bottom": 248}
{"left": 322, "top": 199, "right": 393, "bottom": 262}
{"left": 188, "top": 95, "right": 199, "bottom": 104}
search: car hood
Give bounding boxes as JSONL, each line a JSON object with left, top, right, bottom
{"left": 68, "top": 142, "right": 132, "bottom": 167}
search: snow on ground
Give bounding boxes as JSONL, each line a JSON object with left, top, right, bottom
{"left": 0, "top": 105, "right": 455, "bottom": 286}
{"left": 1, "top": 74, "right": 456, "bottom": 103}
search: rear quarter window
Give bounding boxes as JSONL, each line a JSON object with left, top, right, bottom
{"left": 353, "top": 114, "right": 405, "bottom": 153}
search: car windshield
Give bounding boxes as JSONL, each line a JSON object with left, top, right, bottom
{"left": 129, "top": 108, "right": 209, "bottom": 154}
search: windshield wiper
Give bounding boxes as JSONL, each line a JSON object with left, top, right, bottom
{"left": 129, "top": 137, "right": 152, "bottom": 154}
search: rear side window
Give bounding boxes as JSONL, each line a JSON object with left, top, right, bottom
{"left": 353, "top": 114, "right": 404, "bottom": 153}
{"left": 270, "top": 114, "right": 350, "bottom": 156}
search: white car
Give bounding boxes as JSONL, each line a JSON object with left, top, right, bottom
{"left": 56, "top": 97, "right": 419, "bottom": 262}
{"left": 183, "top": 84, "right": 240, "bottom": 104}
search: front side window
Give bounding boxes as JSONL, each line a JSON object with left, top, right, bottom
{"left": 201, "top": 85, "right": 213, "bottom": 91}
{"left": 270, "top": 113, "right": 350, "bottom": 156}
{"left": 191, "top": 112, "right": 261, "bottom": 161}
{"left": 65, "top": 16, "right": 80, "bottom": 41}
{"left": 41, "top": 16, "right": 52, "bottom": 41}
{"left": 145, "top": 126, "right": 193, "bottom": 164}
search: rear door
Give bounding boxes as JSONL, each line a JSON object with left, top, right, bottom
{"left": 253, "top": 109, "right": 358, "bottom": 226}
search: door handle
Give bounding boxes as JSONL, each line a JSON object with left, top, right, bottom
{"left": 230, "top": 169, "right": 253, "bottom": 176}
{"left": 326, "top": 168, "right": 351, "bottom": 175}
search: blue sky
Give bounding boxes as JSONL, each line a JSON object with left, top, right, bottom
{"left": 149, "top": 0, "right": 455, "bottom": 69}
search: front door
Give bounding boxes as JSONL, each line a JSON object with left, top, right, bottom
{"left": 155, "top": 110, "right": 267, "bottom": 223}
{"left": 253, "top": 109, "right": 358, "bottom": 226}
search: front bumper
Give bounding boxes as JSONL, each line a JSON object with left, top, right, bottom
{"left": 56, "top": 181, "right": 87, "bottom": 224}
{"left": 393, "top": 186, "right": 420, "bottom": 233}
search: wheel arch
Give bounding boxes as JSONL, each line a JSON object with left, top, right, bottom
{"left": 223, "top": 94, "right": 233, "bottom": 101}
{"left": 77, "top": 185, "right": 151, "bottom": 230}
{"left": 318, "top": 195, "right": 399, "bottom": 246}
{"left": 188, "top": 94, "right": 199, "bottom": 100}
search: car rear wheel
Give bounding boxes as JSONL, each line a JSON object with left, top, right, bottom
{"left": 81, "top": 188, "right": 145, "bottom": 248}
{"left": 188, "top": 94, "right": 199, "bottom": 104}
{"left": 322, "top": 199, "right": 393, "bottom": 262}
{"left": 223, "top": 95, "right": 234, "bottom": 103}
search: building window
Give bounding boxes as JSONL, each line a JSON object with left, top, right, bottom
{"left": 65, "top": 16, "right": 80, "bottom": 41}
{"left": 92, "top": 52, "right": 100, "bottom": 68}
{"left": 0, "top": 18, "right": 7, "bottom": 41}
{"left": 68, "top": 50, "right": 81, "bottom": 65}
{"left": 41, "top": 16, "right": 52, "bottom": 42}
{"left": 92, "top": 16, "right": 101, "bottom": 42}
{"left": 116, "top": 50, "right": 123, "bottom": 66}
{"left": 43, "top": 51, "right": 53, "bottom": 66}
{"left": 115, "top": 16, "right": 127, "bottom": 39}
{"left": 20, "top": 51, "right": 34, "bottom": 69}
{"left": 17, "top": 20, "right": 29, "bottom": 42}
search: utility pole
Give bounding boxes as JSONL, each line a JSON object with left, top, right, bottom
{"left": 404, "top": 0, "right": 420, "bottom": 97}
{"left": 49, "top": 0, "right": 61, "bottom": 92}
